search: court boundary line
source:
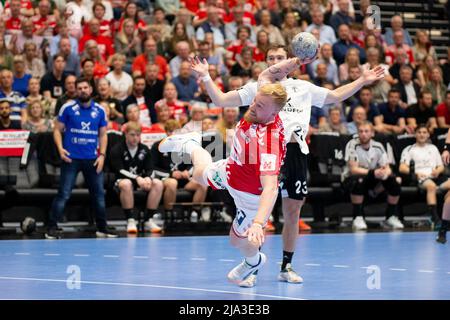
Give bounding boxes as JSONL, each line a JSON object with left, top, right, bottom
{"left": 0, "top": 276, "right": 306, "bottom": 300}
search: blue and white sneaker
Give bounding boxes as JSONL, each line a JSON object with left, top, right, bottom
{"left": 238, "top": 273, "right": 258, "bottom": 288}
{"left": 227, "top": 253, "right": 266, "bottom": 284}
{"left": 158, "top": 132, "right": 201, "bottom": 154}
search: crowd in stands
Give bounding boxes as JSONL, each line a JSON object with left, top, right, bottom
{"left": 0, "top": 0, "right": 449, "bottom": 232}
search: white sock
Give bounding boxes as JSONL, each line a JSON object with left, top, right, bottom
{"left": 245, "top": 252, "right": 260, "bottom": 267}
{"left": 184, "top": 140, "right": 201, "bottom": 155}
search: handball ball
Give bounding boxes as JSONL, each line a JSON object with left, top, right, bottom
{"left": 20, "top": 217, "right": 36, "bottom": 235}
{"left": 291, "top": 32, "right": 319, "bottom": 61}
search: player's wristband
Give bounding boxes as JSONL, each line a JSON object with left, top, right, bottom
{"left": 201, "top": 75, "right": 212, "bottom": 82}
{"left": 444, "top": 144, "right": 450, "bottom": 152}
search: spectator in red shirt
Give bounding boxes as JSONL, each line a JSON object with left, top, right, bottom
{"left": 132, "top": 37, "right": 170, "bottom": 80}
{"left": 79, "top": 18, "right": 115, "bottom": 62}
{"left": 83, "top": 2, "right": 114, "bottom": 38}
{"left": 226, "top": 25, "right": 255, "bottom": 67}
{"left": 3, "top": 0, "right": 34, "bottom": 18}
{"left": 436, "top": 91, "right": 450, "bottom": 128}
{"left": 154, "top": 82, "right": 188, "bottom": 125}
{"left": 32, "top": 0, "right": 57, "bottom": 39}
{"left": 117, "top": 1, "right": 146, "bottom": 34}
{"left": 4, "top": 0, "right": 24, "bottom": 35}
{"left": 253, "top": 30, "right": 270, "bottom": 62}
{"left": 385, "top": 30, "right": 415, "bottom": 66}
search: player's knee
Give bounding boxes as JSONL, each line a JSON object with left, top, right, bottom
{"left": 426, "top": 183, "right": 437, "bottom": 192}
{"left": 119, "top": 179, "right": 133, "bottom": 191}
{"left": 386, "top": 178, "right": 401, "bottom": 197}
{"left": 164, "top": 178, "right": 178, "bottom": 190}
{"left": 152, "top": 179, "right": 164, "bottom": 191}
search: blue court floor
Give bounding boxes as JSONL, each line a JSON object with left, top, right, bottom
{"left": 0, "top": 231, "right": 449, "bottom": 300}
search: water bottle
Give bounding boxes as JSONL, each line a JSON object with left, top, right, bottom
{"left": 410, "top": 160, "right": 416, "bottom": 183}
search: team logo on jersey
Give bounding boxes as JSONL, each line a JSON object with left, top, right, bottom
{"left": 260, "top": 153, "right": 276, "bottom": 172}
{"left": 81, "top": 122, "right": 91, "bottom": 130}
{"left": 138, "top": 153, "right": 145, "bottom": 160}
{"left": 129, "top": 166, "right": 138, "bottom": 175}
{"left": 91, "top": 111, "right": 98, "bottom": 118}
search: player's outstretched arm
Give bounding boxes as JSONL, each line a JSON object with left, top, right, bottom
{"left": 244, "top": 175, "right": 279, "bottom": 247}
{"left": 324, "top": 65, "right": 385, "bottom": 105}
{"left": 257, "top": 58, "right": 301, "bottom": 88}
{"left": 190, "top": 57, "right": 242, "bottom": 107}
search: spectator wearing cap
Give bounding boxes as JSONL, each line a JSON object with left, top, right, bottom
{"left": 0, "top": 69, "right": 26, "bottom": 124}
{"left": 0, "top": 100, "right": 22, "bottom": 130}
{"left": 12, "top": 56, "right": 32, "bottom": 97}
{"left": 172, "top": 61, "right": 199, "bottom": 103}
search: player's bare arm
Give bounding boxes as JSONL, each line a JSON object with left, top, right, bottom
{"left": 190, "top": 57, "right": 242, "bottom": 107}
{"left": 324, "top": 65, "right": 386, "bottom": 105}
{"left": 244, "top": 174, "right": 279, "bottom": 247}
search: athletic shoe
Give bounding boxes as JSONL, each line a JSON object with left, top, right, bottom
{"left": 219, "top": 209, "right": 233, "bottom": 223}
{"left": 126, "top": 218, "right": 138, "bottom": 234}
{"left": 158, "top": 132, "right": 201, "bottom": 154}
{"left": 278, "top": 263, "right": 303, "bottom": 283}
{"left": 45, "top": 227, "right": 61, "bottom": 240}
{"left": 298, "top": 219, "right": 311, "bottom": 231}
{"left": 238, "top": 273, "right": 258, "bottom": 288}
{"left": 265, "top": 220, "right": 275, "bottom": 232}
{"left": 227, "top": 253, "right": 267, "bottom": 284}
{"left": 436, "top": 230, "right": 447, "bottom": 244}
{"left": 190, "top": 211, "right": 199, "bottom": 223}
{"left": 352, "top": 216, "right": 367, "bottom": 230}
{"left": 152, "top": 213, "right": 164, "bottom": 227}
{"left": 144, "top": 218, "right": 162, "bottom": 233}
{"left": 96, "top": 228, "right": 119, "bottom": 238}
{"left": 384, "top": 215, "right": 404, "bottom": 229}
{"left": 201, "top": 207, "right": 211, "bottom": 222}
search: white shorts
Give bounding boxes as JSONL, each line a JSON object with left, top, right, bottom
{"left": 203, "top": 159, "right": 261, "bottom": 237}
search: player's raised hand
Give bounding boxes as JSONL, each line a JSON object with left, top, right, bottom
{"left": 361, "top": 64, "right": 385, "bottom": 85}
{"left": 190, "top": 56, "right": 209, "bottom": 78}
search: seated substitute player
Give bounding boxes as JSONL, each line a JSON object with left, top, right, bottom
{"left": 110, "top": 121, "right": 164, "bottom": 233}
{"left": 159, "top": 57, "right": 304, "bottom": 287}
{"left": 399, "top": 125, "right": 449, "bottom": 229}
{"left": 343, "top": 121, "right": 404, "bottom": 231}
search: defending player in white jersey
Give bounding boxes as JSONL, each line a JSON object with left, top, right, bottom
{"left": 399, "top": 125, "right": 450, "bottom": 229}
{"left": 159, "top": 57, "right": 303, "bottom": 287}
{"left": 189, "top": 44, "right": 385, "bottom": 285}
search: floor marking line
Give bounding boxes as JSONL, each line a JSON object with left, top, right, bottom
{"left": 44, "top": 254, "right": 60, "bottom": 256}
{"left": 162, "top": 257, "right": 178, "bottom": 260}
{"left": 418, "top": 270, "right": 434, "bottom": 273}
{"left": 103, "top": 255, "right": 119, "bottom": 258}
{"left": 219, "top": 259, "right": 235, "bottom": 262}
{"left": 305, "top": 263, "right": 321, "bottom": 266}
{"left": 190, "top": 258, "right": 206, "bottom": 261}
{"left": 0, "top": 276, "right": 306, "bottom": 300}
{"left": 333, "top": 265, "right": 349, "bottom": 268}
{"left": 14, "top": 253, "right": 30, "bottom": 256}
{"left": 133, "top": 256, "right": 149, "bottom": 259}
{"left": 73, "top": 254, "right": 90, "bottom": 257}
{"left": 389, "top": 268, "right": 407, "bottom": 271}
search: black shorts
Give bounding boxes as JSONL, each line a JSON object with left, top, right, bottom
{"left": 418, "top": 176, "right": 449, "bottom": 188}
{"left": 279, "top": 143, "right": 308, "bottom": 200}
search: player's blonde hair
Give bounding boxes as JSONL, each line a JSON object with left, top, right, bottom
{"left": 124, "top": 121, "right": 142, "bottom": 134}
{"left": 259, "top": 83, "right": 288, "bottom": 110}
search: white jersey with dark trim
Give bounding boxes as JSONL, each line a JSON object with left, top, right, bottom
{"left": 400, "top": 143, "right": 443, "bottom": 176}
{"left": 343, "top": 138, "right": 389, "bottom": 178}
{"left": 237, "top": 78, "right": 330, "bottom": 155}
